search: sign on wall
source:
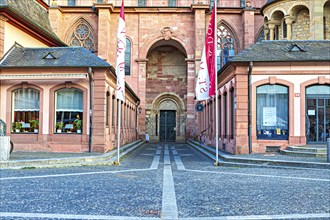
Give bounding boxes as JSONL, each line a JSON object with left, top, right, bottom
{"left": 263, "top": 107, "right": 277, "bottom": 126}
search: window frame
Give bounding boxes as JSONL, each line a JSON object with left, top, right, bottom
{"left": 256, "top": 84, "right": 289, "bottom": 140}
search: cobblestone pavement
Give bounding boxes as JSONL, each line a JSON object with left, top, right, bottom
{"left": 0, "top": 143, "right": 329, "bottom": 220}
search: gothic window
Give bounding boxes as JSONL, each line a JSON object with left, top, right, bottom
{"left": 169, "top": 0, "right": 176, "bottom": 7}
{"left": 125, "top": 38, "right": 131, "bottom": 75}
{"left": 257, "top": 29, "right": 264, "bottom": 42}
{"left": 217, "top": 25, "right": 235, "bottom": 70}
{"left": 68, "top": 0, "right": 75, "bottom": 6}
{"left": 69, "top": 20, "right": 95, "bottom": 52}
{"left": 240, "top": 0, "right": 246, "bottom": 7}
{"left": 138, "top": 0, "right": 146, "bottom": 6}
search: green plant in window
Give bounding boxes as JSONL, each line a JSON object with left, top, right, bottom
{"left": 29, "top": 119, "right": 39, "bottom": 129}
{"left": 56, "top": 122, "right": 64, "bottom": 130}
{"left": 12, "top": 122, "right": 22, "bottom": 132}
{"left": 73, "top": 119, "right": 82, "bottom": 130}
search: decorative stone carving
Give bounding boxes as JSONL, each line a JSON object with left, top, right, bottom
{"left": 161, "top": 27, "right": 173, "bottom": 40}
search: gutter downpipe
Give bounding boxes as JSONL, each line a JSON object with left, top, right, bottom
{"left": 248, "top": 62, "right": 253, "bottom": 154}
{"left": 88, "top": 67, "right": 93, "bottom": 153}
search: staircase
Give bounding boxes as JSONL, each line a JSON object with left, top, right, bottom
{"left": 280, "top": 145, "right": 327, "bottom": 158}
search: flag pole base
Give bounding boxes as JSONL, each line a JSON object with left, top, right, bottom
{"left": 214, "top": 161, "right": 220, "bottom": 166}
{"left": 113, "top": 161, "right": 120, "bottom": 166}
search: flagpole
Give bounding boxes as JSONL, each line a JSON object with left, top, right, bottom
{"left": 214, "top": 0, "right": 219, "bottom": 166}
{"left": 117, "top": 102, "right": 122, "bottom": 164}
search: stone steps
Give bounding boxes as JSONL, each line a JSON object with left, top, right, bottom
{"left": 280, "top": 146, "right": 327, "bottom": 158}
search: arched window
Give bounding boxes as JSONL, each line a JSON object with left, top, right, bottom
{"left": 125, "top": 38, "right": 131, "bottom": 75}
{"left": 217, "top": 25, "right": 235, "bottom": 70}
{"left": 69, "top": 20, "right": 95, "bottom": 52}
{"left": 12, "top": 88, "right": 40, "bottom": 133}
{"left": 55, "top": 88, "right": 83, "bottom": 133}
{"left": 106, "top": 92, "right": 110, "bottom": 127}
{"left": 256, "top": 85, "right": 288, "bottom": 140}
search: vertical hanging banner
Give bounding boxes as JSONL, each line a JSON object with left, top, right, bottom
{"left": 116, "top": 0, "right": 126, "bottom": 101}
{"left": 195, "top": 7, "right": 216, "bottom": 101}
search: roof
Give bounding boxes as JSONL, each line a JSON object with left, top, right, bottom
{"left": 229, "top": 40, "right": 330, "bottom": 63}
{"left": 0, "top": 0, "right": 65, "bottom": 45}
{"left": 261, "top": 0, "right": 280, "bottom": 15}
{"left": 0, "top": 44, "right": 111, "bottom": 68}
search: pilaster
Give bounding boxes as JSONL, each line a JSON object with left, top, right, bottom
{"left": 0, "top": 15, "right": 8, "bottom": 58}
{"left": 48, "top": 3, "right": 63, "bottom": 39}
{"left": 242, "top": 7, "right": 255, "bottom": 49}
{"left": 186, "top": 59, "right": 196, "bottom": 139}
{"left": 98, "top": 8, "right": 111, "bottom": 60}
{"left": 136, "top": 59, "right": 148, "bottom": 138}
{"left": 310, "top": 0, "right": 324, "bottom": 40}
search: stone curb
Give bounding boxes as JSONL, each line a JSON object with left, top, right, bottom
{"left": 188, "top": 140, "right": 330, "bottom": 169}
{"left": 0, "top": 140, "right": 144, "bottom": 169}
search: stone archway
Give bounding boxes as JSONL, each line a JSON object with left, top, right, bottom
{"left": 146, "top": 93, "right": 186, "bottom": 142}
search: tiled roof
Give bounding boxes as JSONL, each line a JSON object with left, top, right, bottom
{"left": 0, "top": 44, "right": 111, "bottom": 68}
{"left": 229, "top": 40, "right": 330, "bottom": 63}
{"left": 0, "top": 0, "right": 64, "bottom": 45}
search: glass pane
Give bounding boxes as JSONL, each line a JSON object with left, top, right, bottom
{"left": 56, "top": 88, "right": 83, "bottom": 112}
{"left": 12, "top": 88, "right": 40, "bottom": 133}
{"left": 306, "top": 85, "right": 330, "bottom": 95}
{"left": 257, "top": 85, "right": 288, "bottom": 140}
{"left": 318, "top": 107, "right": 325, "bottom": 142}
{"left": 306, "top": 99, "right": 317, "bottom": 142}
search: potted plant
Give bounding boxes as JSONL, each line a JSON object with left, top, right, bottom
{"left": 56, "top": 122, "right": 64, "bottom": 133}
{"left": 29, "top": 119, "right": 39, "bottom": 133}
{"left": 73, "top": 118, "right": 82, "bottom": 133}
{"left": 12, "top": 122, "right": 22, "bottom": 133}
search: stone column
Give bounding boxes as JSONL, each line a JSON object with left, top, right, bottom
{"left": 268, "top": 23, "right": 276, "bottom": 40}
{"left": 264, "top": 27, "right": 269, "bottom": 40}
{"left": 285, "top": 16, "right": 294, "bottom": 40}
{"left": 136, "top": 59, "right": 148, "bottom": 139}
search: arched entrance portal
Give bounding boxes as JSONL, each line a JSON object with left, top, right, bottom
{"left": 145, "top": 39, "right": 188, "bottom": 142}
{"left": 146, "top": 93, "right": 186, "bottom": 142}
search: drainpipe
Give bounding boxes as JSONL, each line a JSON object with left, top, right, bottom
{"left": 88, "top": 67, "right": 93, "bottom": 153}
{"left": 248, "top": 62, "right": 253, "bottom": 154}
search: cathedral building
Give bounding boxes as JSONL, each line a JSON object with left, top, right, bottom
{"left": 0, "top": 0, "right": 329, "bottom": 154}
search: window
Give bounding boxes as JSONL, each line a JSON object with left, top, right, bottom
{"left": 68, "top": 0, "right": 75, "bottom": 6}
{"left": 69, "top": 19, "right": 95, "bottom": 52}
{"left": 125, "top": 38, "right": 131, "bottom": 75}
{"left": 112, "top": 96, "right": 116, "bottom": 127}
{"left": 230, "top": 89, "right": 235, "bottom": 139}
{"left": 257, "top": 29, "right": 264, "bottom": 42}
{"left": 138, "top": 0, "right": 146, "bottom": 6}
{"left": 55, "top": 88, "right": 83, "bottom": 133}
{"left": 106, "top": 92, "right": 110, "bottom": 127}
{"left": 210, "top": 0, "right": 214, "bottom": 8}
{"left": 283, "top": 20, "right": 287, "bottom": 39}
{"left": 12, "top": 88, "right": 40, "bottom": 133}
{"left": 224, "top": 92, "right": 227, "bottom": 138}
{"left": 240, "top": 0, "right": 246, "bottom": 7}
{"left": 257, "top": 85, "right": 288, "bottom": 140}
{"left": 169, "top": 0, "right": 176, "bottom": 7}
{"left": 217, "top": 25, "right": 235, "bottom": 71}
